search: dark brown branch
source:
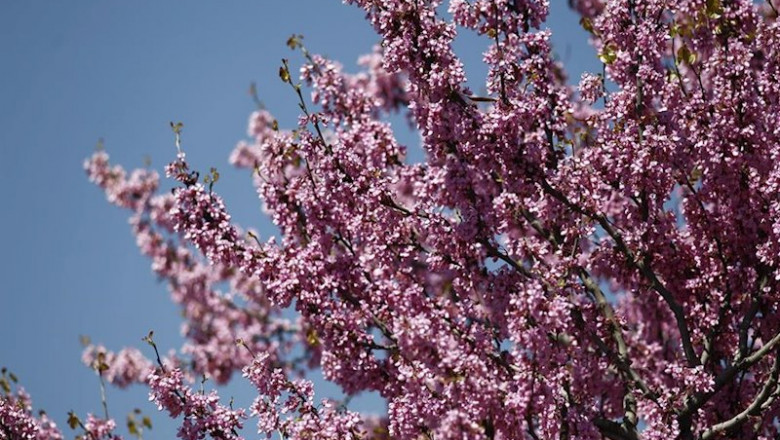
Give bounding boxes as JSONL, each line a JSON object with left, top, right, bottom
{"left": 700, "top": 349, "right": 780, "bottom": 440}
{"left": 538, "top": 177, "right": 699, "bottom": 367}
{"left": 672, "top": 169, "right": 734, "bottom": 367}
{"left": 593, "top": 418, "right": 638, "bottom": 440}
{"left": 739, "top": 271, "right": 768, "bottom": 359}
{"left": 515, "top": 203, "right": 654, "bottom": 437}
{"left": 480, "top": 240, "right": 534, "bottom": 279}
{"left": 679, "top": 330, "right": 780, "bottom": 423}
{"left": 577, "top": 269, "right": 657, "bottom": 398}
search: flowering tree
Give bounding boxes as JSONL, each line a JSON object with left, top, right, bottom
{"left": 4, "top": 0, "right": 780, "bottom": 439}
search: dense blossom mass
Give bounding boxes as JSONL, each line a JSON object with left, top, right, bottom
{"left": 3, "top": 0, "right": 779, "bottom": 439}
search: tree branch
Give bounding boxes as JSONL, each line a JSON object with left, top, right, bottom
{"left": 700, "top": 349, "right": 780, "bottom": 440}
{"left": 593, "top": 418, "right": 638, "bottom": 440}
{"left": 680, "top": 330, "right": 780, "bottom": 422}
{"left": 538, "top": 177, "right": 699, "bottom": 367}
{"left": 514, "top": 203, "right": 653, "bottom": 437}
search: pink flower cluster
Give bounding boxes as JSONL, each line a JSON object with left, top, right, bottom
{"left": 148, "top": 367, "right": 245, "bottom": 440}
{"left": 242, "top": 353, "right": 366, "bottom": 439}
{"left": 81, "top": 345, "right": 153, "bottom": 388}
{"left": 0, "top": 381, "right": 62, "bottom": 440}
{"left": 82, "top": 414, "right": 122, "bottom": 440}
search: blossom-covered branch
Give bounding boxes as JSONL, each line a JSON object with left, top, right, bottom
{"left": 74, "top": 0, "right": 780, "bottom": 439}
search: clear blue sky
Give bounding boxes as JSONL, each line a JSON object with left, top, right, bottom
{"left": 0, "top": 1, "right": 598, "bottom": 437}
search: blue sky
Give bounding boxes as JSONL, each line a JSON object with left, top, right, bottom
{"left": 0, "top": 1, "right": 598, "bottom": 437}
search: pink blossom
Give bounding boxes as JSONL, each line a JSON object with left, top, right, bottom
{"left": 78, "top": 1, "right": 780, "bottom": 439}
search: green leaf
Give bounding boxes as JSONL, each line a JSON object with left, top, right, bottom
{"left": 706, "top": 0, "right": 722, "bottom": 18}
{"left": 306, "top": 328, "right": 319, "bottom": 347}
{"left": 286, "top": 34, "right": 304, "bottom": 50}
{"left": 127, "top": 419, "right": 139, "bottom": 436}
{"left": 279, "top": 65, "right": 290, "bottom": 83}
{"left": 169, "top": 122, "right": 184, "bottom": 135}
{"left": 142, "top": 330, "right": 155, "bottom": 345}
{"left": 669, "top": 22, "right": 680, "bottom": 37}
{"left": 689, "top": 167, "right": 703, "bottom": 183}
{"left": 598, "top": 46, "right": 617, "bottom": 65}
{"left": 68, "top": 412, "right": 80, "bottom": 430}
{"left": 677, "top": 45, "right": 696, "bottom": 65}
{"left": 580, "top": 17, "right": 594, "bottom": 34}
{"left": 95, "top": 352, "right": 109, "bottom": 372}
{"left": 0, "top": 377, "right": 10, "bottom": 394}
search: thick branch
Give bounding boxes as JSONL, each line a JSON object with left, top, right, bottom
{"left": 577, "top": 269, "right": 657, "bottom": 401}
{"left": 593, "top": 418, "right": 639, "bottom": 440}
{"left": 680, "top": 330, "right": 780, "bottom": 420}
{"left": 516, "top": 204, "right": 652, "bottom": 436}
{"left": 738, "top": 270, "right": 769, "bottom": 359}
{"left": 700, "top": 349, "right": 780, "bottom": 440}
{"left": 538, "top": 177, "right": 698, "bottom": 367}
